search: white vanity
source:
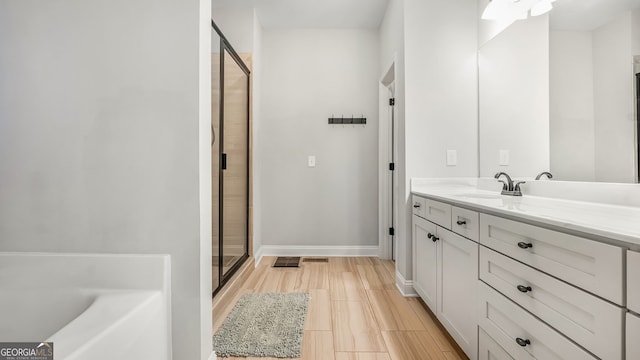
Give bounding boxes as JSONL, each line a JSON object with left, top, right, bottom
{"left": 411, "top": 178, "right": 640, "bottom": 360}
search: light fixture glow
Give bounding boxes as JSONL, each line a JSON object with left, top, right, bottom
{"left": 482, "top": 0, "right": 509, "bottom": 20}
{"left": 482, "top": 0, "right": 556, "bottom": 21}
{"left": 531, "top": 0, "right": 553, "bottom": 16}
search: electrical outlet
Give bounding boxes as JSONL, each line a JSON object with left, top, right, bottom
{"left": 308, "top": 155, "right": 316, "bottom": 168}
{"left": 499, "top": 150, "right": 510, "bottom": 166}
{"left": 446, "top": 150, "right": 457, "bottom": 166}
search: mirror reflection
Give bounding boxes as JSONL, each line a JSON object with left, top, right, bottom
{"left": 550, "top": 0, "right": 640, "bottom": 182}
{"left": 479, "top": 0, "right": 640, "bottom": 183}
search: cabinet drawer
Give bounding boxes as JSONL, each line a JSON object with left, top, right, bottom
{"left": 480, "top": 214, "right": 624, "bottom": 304}
{"left": 424, "top": 198, "right": 451, "bottom": 229}
{"left": 479, "top": 328, "right": 513, "bottom": 360}
{"left": 478, "top": 282, "right": 597, "bottom": 360}
{"left": 412, "top": 195, "right": 427, "bottom": 219}
{"left": 628, "top": 312, "right": 640, "bottom": 360}
{"left": 628, "top": 250, "right": 640, "bottom": 313}
{"left": 451, "top": 206, "right": 479, "bottom": 242}
{"left": 480, "top": 247, "right": 623, "bottom": 360}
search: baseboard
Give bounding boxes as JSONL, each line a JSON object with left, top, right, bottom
{"left": 254, "top": 246, "right": 264, "bottom": 267}
{"left": 395, "top": 270, "right": 418, "bottom": 297}
{"left": 258, "top": 245, "right": 379, "bottom": 258}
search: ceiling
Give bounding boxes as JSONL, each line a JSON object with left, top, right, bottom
{"left": 212, "top": 0, "right": 389, "bottom": 29}
{"left": 550, "top": 0, "right": 640, "bottom": 31}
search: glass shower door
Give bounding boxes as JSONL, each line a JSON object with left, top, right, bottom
{"left": 221, "top": 46, "right": 249, "bottom": 276}
{"left": 211, "top": 30, "right": 221, "bottom": 291}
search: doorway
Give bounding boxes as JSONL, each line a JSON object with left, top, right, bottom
{"left": 212, "top": 20, "right": 250, "bottom": 296}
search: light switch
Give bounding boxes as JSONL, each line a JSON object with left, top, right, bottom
{"left": 499, "top": 150, "right": 510, "bottom": 166}
{"left": 446, "top": 150, "right": 457, "bottom": 166}
{"left": 308, "top": 155, "right": 316, "bottom": 168}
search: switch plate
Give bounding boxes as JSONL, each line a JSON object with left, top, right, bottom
{"left": 308, "top": 155, "right": 316, "bottom": 168}
{"left": 446, "top": 150, "right": 457, "bottom": 166}
{"left": 499, "top": 150, "right": 510, "bottom": 166}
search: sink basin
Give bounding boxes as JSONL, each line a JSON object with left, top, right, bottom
{"left": 459, "top": 193, "right": 502, "bottom": 200}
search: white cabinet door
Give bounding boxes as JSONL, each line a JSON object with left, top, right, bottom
{"left": 628, "top": 312, "right": 640, "bottom": 360}
{"left": 412, "top": 215, "right": 438, "bottom": 311}
{"left": 437, "top": 227, "right": 478, "bottom": 360}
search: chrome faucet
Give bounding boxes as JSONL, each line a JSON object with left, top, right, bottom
{"left": 535, "top": 171, "right": 553, "bottom": 180}
{"left": 494, "top": 172, "right": 526, "bottom": 196}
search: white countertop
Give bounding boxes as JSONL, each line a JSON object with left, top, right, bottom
{"left": 411, "top": 178, "right": 640, "bottom": 247}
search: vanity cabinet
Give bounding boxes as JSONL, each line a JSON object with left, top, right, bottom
{"left": 412, "top": 196, "right": 478, "bottom": 360}
{"left": 411, "top": 191, "right": 631, "bottom": 360}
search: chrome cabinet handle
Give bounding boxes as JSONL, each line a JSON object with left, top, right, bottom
{"left": 518, "top": 242, "right": 533, "bottom": 249}
{"left": 516, "top": 338, "right": 531, "bottom": 347}
{"left": 517, "top": 285, "right": 532, "bottom": 293}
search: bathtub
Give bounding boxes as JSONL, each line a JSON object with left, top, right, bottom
{"left": 0, "top": 253, "right": 171, "bottom": 360}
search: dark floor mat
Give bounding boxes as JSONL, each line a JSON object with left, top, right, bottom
{"left": 273, "top": 256, "right": 301, "bottom": 268}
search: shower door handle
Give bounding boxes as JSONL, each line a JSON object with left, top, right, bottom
{"left": 221, "top": 153, "right": 227, "bottom": 170}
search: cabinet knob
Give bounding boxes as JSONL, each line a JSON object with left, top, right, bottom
{"left": 432, "top": 236, "right": 439, "bottom": 242}
{"left": 427, "top": 233, "right": 433, "bottom": 239}
{"left": 517, "top": 242, "right": 533, "bottom": 249}
{"left": 515, "top": 338, "right": 531, "bottom": 347}
{"left": 456, "top": 220, "right": 467, "bottom": 225}
{"left": 517, "top": 285, "right": 532, "bottom": 293}
{"left": 413, "top": 203, "right": 421, "bottom": 208}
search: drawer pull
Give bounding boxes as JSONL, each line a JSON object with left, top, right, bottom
{"left": 517, "top": 242, "right": 533, "bottom": 249}
{"left": 517, "top": 285, "right": 532, "bottom": 293}
{"left": 516, "top": 338, "right": 531, "bottom": 347}
{"left": 456, "top": 220, "right": 467, "bottom": 225}
{"left": 413, "top": 203, "right": 421, "bottom": 208}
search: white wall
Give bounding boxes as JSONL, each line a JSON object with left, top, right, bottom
{"left": 252, "top": 11, "right": 264, "bottom": 258}
{"left": 211, "top": 7, "right": 255, "bottom": 53}
{"left": 593, "top": 12, "right": 636, "bottom": 183}
{"left": 391, "top": 0, "right": 478, "bottom": 285}
{"left": 550, "top": 31, "right": 596, "bottom": 181}
{"left": 258, "top": 28, "right": 379, "bottom": 250}
{"left": 479, "top": 14, "right": 550, "bottom": 178}
{"left": 0, "top": 1, "right": 211, "bottom": 359}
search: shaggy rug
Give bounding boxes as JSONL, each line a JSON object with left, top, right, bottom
{"left": 212, "top": 292, "right": 310, "bottom": 358}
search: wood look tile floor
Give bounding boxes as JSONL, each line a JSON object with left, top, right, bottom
{"left": 212, "top": 257, "right": 467, "bottom": 360}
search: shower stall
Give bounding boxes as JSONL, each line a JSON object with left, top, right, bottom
{"left": 211, "top": 20, "right": 250, "bottom": 296}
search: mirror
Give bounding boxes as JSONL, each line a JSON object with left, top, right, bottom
{"left": 479, "top": 0, "right": 640, "bottom": 182}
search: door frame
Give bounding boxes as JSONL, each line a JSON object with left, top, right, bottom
{"left": 212, "top": 19, "right": 251, "bottom": 297}
{"left": 378, "top": 56, "right": 398, "bottom": 260}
